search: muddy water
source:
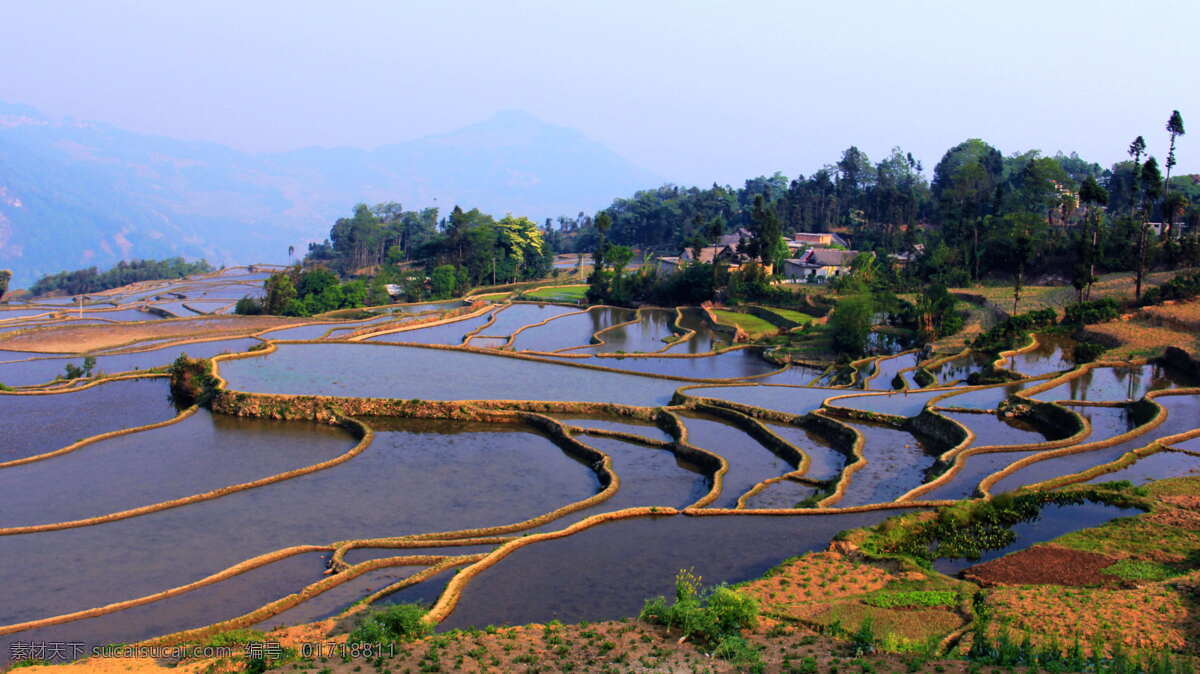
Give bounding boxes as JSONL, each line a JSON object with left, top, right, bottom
{"left": 665, "top": 308, "right": 728, "bottom": 354}
{"left": 743, "top": 480, "right": 818, "bottom": 508}
{"left": 831, "top": 388, "right": 950, "bottom": 418}
{"left": 1007, "top": 334, "right": 1076, "bottom": 376}
{"left": 438, "top": 510, "right": 915, "bottom": 629}
{"left": 682, "top": 384, "right": 837, "bottom": 416}
{"left": 0, "top": 378, "right": 177, "bottom": 463}
{"left": 365, "top": 310, "right": 496, "bottom": 345}
{"left": 510, "top": 306, "right": 635, "bottom": 352}
{"left": 0, "top": 553, "right": 327, "bottom": 662}
{"left": 678, "top": 412, "right": 795, "bottom": 508}
{"left": 0, "top": 410, "right": 355, "bottom": 527}
{"left": 988, "top": 398, "right": 1200, "bottom": 494}
{"left": 475, "top": 303, "right": 577, "bottom": 338}
{"left": 588, "top": 309, "right": 677, "bottom": 353}
{"left": 836, "top": 421, "right": 936, "bottom": 506}
{"left": 934, "top": 502, "right": 1141, "bottom": 575}
{"left": 0, "top": 419, "right": 598, "bottom": 627}
{"left": 1030, "top": 363, "right": 1197, "bottom": 402}
{"left": 579, "top": 349, "right": 778, "bottom": 380}
{"left": 762, "top": 422, "right": 846, "bottom": 482}
{"left": 219, "top": 343, "right": 682, "bottom": 406}
{"left": 920, "top": 412, "right": 1051, "bottom": 500}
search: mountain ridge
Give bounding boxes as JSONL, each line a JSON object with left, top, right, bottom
{"left": 0, "top": 104, "right": 659, "bottom": 287}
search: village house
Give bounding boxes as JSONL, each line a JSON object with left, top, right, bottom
{"left": 781, "top": 247, "right": 859, "bottom": 282}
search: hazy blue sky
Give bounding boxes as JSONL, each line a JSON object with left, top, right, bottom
{"left": 3, "top": 0, "right": 1196, "bottom": 185}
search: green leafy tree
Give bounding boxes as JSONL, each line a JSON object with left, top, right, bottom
{"left": 430, "top": 264, "right": 457, "bottom": 299}
{"left": 1135, "top": 157, "right": 1164, "bottom": 299}
{"left": 829, "top": 294, "right": 875, "bottom": 356}
{"left": 263, "top": 273, "right": 297, "bottom": 315}
{"left": 0, "top": 269, "right": 10, "bottom": 298}
{"left": 1074, "top": 176, "right": 1108, "bottom": 300}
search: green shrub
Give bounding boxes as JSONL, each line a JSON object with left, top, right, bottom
{"left": 348, "top": 603, "right": 432, "bottom": 646}
{"left": 911, "top": 367, "right": 936, "bottom": 388}
{"left": 1141, "top": 270, "right": 1200, "bottom": 306}
{"left": 1063, "top": 298, "right": 1120, "bottom": 325}
{"left": 971, "top": 308, "right": 1057, "bottom": 354}
{"left": 639, "top": 569, "right": 758, "bottom": 651}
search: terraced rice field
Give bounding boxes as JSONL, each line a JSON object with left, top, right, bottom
{"left": 2, "top": 275, "right": 1198, "bottom": 664}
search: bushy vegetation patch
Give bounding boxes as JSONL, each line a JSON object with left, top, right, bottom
{"left": 1101, "top": 559, "right": 1182, "bottom": 582}
{"left": 863, "top": 590, "right": 958, "bottom": 609}
{"left": 168, "top": 354, "right": 218, "bottom": 407}
{"left": 1142, "top": 270, "right": 1200, "bottom": 306}
{"left": 348, "top": 603, "right": 433, "bottom": 646}
{"left": 1063, "top": 298, "right": 1121, "bottom": 325}
{"left": 859, "top": 487, "right": 1149, "bottom": 566}
{"left": 640, "top": 569, "right": 759, "bottom": 658}
{"left": 971, "top": 308, "right": 1057, "bottom": 354}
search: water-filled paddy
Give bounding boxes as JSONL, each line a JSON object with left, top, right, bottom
{"left": 829, "top": 388, "right": 950, "bottom": 418}
{"left": 743, "top": 479, "right": 818, "bottom": 508}
{"left": 1006, "top": 334, "right": 1077, "bottom": 376}
{"left": 438, "top": 510, "right": 913, "bottom": 629}
{"left": 934, "top": 501, "right": 1141, "bottom": 575}
{"left": 665, "top": 307, "right": 728, "bottom": 354}
{"left": 0, "top": 410, "right": 354, "bottom": 526}
{"left": 474, "top": 303, "right": 578, "bottom": 338}
{"left": 219, "top": 343, "right": 682, "bottom": 405}
{"left": 678, "top": 412, "right": 795, "bottom": 508}
{"left": 0, "top": 419, "right": 597, "bottom": 625}
{"left": 1, "top": 552, "right": 327, "bottom": 660}
{"left": 868, "top": 351, "right": 919, "bottom": 388}
{"left": 366, "top": 310, "right": 496, "bottom": 345}
{"left": 578, "top": 349, "right": 779, "bottom": 380}
{"left": 586, "top": 308, "right": 676, "bottom": 353}
{"left": 1030, "top": 363, "right": 1197, "bottom": 402}
{"left": 835, "top": 421, "right": 935, "bottom": 506}
{"left": 0, "top": 377, "right": 177, "bottom": 463}
{"left": 762, "top": 422, "right": 846, "bottom": 482}
{"left": 929, "top": 351, "right": 994, "bottom": 384}
{"left": 1085, "top": 448, "right": 1200, "bottom": 485}
{"left": 549, "top": 413, "right": 673, "bottom": 442}
{"left": 509, "top": 306, "right": 634, "bottom": 352}
{"left": 988, "top": 397, "right": 1199, "bottom": 494}
{"left": 681, "top": 384, "right": 837, "bottom": 416}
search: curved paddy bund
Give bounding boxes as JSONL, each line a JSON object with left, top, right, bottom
{"left": 4, "top": 309, "right": 1200, "bottom": 656}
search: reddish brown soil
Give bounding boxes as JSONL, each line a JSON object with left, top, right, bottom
{"left": 962, "top": 544, "right": 1121, "bottom": 587}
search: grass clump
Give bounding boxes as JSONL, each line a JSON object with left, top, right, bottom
{"left": 348, "top": 603, "right": 432, "bottom": 646}
{"left": 1101, "top": 559, "right": 1181, "bottom": 582}
{"left": 863, "top": 590, "right": 958, "bottom": 609}
{"left": 640, "top": 569, "right": 759, "bottom": 660}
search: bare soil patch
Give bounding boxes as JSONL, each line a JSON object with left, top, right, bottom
{"left": 0, "top": 316, "right": 297, "bottom": 353}
{"left": 962, "top": 544, "right": 1121, "bottom": 587}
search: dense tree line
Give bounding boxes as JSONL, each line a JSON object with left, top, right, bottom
{"left": 304, "top": 202, "right": 554, "bottom": 303}
{"left": 236, "top": 267, "right": 366, "bottom": 316}
{"left": 560, "top": 113, "right": 1196, "bottom": 302}
{"left": 29, "top": 258, "right": 213, "bottom": 296}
